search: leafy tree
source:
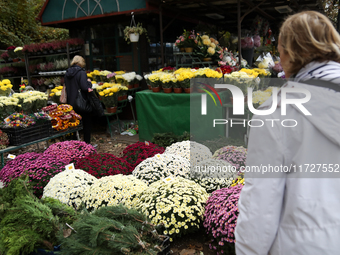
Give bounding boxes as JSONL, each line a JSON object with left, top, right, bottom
{"left": 0, "top": 0, "right": 68, "bottom": 48}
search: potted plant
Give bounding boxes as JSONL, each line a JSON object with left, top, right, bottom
{"left": 194, "top": 35, "right": 222, "bottom": 61}
{"left": 124, "top": 23, "right": 149, "bottom": 44}
{"left": 181, "top": 30, "right": 197, "bottom": 53}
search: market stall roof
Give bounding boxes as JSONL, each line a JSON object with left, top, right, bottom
{"left": 38, "top": 0, "right": 324, "bottom": 30}
{"left": 147, "top": 0, "right": 324, "bottom": 31}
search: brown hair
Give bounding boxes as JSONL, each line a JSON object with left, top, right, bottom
{"left": 71, "top": 55, "right": 86, "bottom": 68}
{"left": 279, "top": 11, "right": 340, "bottom": 75}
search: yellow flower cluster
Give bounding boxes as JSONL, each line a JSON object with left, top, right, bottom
{"left": 97, "top": 83, "right": 121, "bottom": 97}
{"left": 133, "top": 177, "right": 209, "bottom": 241}
{"left": 115, "top": 71, "right": 126, "bottom": 75}
{"left": 49, "top": 86, "right": 63, "bottom": 97}
{"left": 231, "top": 177, "right": 245, "bottom": 187}
{"left": 252, "top": 68, "right": 271, "bottom": 77}
{"left": 160, "top": 73, "right": 177, "bottom": 83}
{"left": 176, "top": 70, "right": 195, "bottom": 82}
{"left": 194, "top": 68, "right": 222, "bottom": 78}
{"left": 0, "top": 79, "right": 13, "bottom": 92}
{"left": 240, "top": 68, "right": 259, "bottom": 78}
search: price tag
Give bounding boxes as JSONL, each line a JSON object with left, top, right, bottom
{"left": 4, "top": 118, "right": 10, "bottom": 123}
{"left": 145, "top": 141, "right": 149, "bottom": 146}
{"left": 7, "top": 154, "right": 16, "bottom": 159}
{"left": 65, "top": 163, "right": 75, "bottom": 171}
{"left": 163, "top": 176, "right": 173, "bottom": 183}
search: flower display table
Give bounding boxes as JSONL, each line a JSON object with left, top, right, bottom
{"left": 136, "top": 90, "right": 229, "bottom": 142}
{"left": 0, "top": 124, "right": 83, "bottom": 168}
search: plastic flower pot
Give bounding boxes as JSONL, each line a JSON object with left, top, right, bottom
{"left": 152, "top": 87, "right": 160, "bottom": 92}
{"left": 106, "top": 106, "right": 117, "bottom": 113}
{"left": 163, "top": 87, "right": 172, "bottom": 93}
{"left": 129, "top": 33, "right": 140, "bottom": 42}
{"left": 173, "top": 87, "right": 183, "bottom": 93}
{"left": 134, "top": 83, "right": 139, "bottom": 88}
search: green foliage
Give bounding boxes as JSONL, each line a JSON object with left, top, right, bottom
{"left": 0, "top": 0, "right": 69, "bottom": 48}
{"left": 0, "top": 176, "right": 78, "bottom": 255}
{"left": 59, "top": 205, "right": 166, "bottom": 255}
{"left": 152, "top": 131, "right": 190, "bottom": 148}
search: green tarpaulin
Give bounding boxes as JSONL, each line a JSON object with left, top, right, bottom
{"left": 136, "top": 90, "right": 228, "bottom": 142}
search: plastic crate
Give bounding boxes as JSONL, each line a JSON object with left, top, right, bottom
{"left": 2, "top": 122, "right": 52, "bottom": 146}
{"left": 157, "top": 236, "right": 171, "bottom": 255}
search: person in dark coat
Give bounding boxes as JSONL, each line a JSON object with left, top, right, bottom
{"left": 64, "top": 55, "right": 93, "bottom": 144}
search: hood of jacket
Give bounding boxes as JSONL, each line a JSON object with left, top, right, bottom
{"left": 273, "top": 61, "right": 340, "bottom": 147}
{"left": 65, "top": 65, "right": 83, "bottom": 78}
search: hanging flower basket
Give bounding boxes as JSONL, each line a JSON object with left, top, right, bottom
{"left": 129, "top": 33, "right": 140, "bottom": 42}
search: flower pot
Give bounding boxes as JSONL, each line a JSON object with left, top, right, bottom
{"left": 129, "top": 33, "right": 140, "bottom": 42}
{"left": 147, "top": 85, "right": 152, "bottom": 90}
{"left": 202, "top": 57, "right": 212, "bottom": 61}
{"left": 118, "top": 96, "right": 124, "bottom": 101}
{"left": 173, "top": 87, "right": 183, "bottom": 93}
{"left": 152, "top": 87, "right": 160, "bottom": 92}
{"left": 106, "top": 106, "right": 117, "bottom": 113}
{"left": 134, "top": 83, "right": 139, "bottom": 88}
{"left": 184, "top": 87, "right": 192, "bottom": 93}
{"left": 163, "top": 87, "right": 172, "bottom": 93}
{"left": 179, "top": 47, "right": 185, "bottom": 52}
{"left": 127, "top": 84, "right": 134, "bottom": 90}
{"left": 184, "top": 47, "right": 193, "bottom": 53}
{"left": 197, "top": 88, "right": 205, "bottom": 93}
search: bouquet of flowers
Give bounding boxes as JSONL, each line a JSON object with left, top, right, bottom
{"left": 194, "top": 35, "right": 223, "bottom": 61}
{"left": 133, "top": 177, "right": 209, "bottom": 242}
{"left": 191, "top": 158, "right": 238, "bottom": 193}
{"left": 132, "top": 153, "right": 190, "bottom": 185}
{"left": 83, "top": 174, "right": 147, "bottom": 211}
{"left": 42, "top": 169, "right": 97, "bottom": 209}
{"left": 2, "top": 112, "right": 36, "bottom": 128}
{"left": 224, "top": 71, "right": 259, "bottom": 94}
{"left": 75, "top": 153, "right": 132, "bottom": 178}
{"left": 164, "top": 141, "right": 212, "bottom": 168}
{"left": 212, "top": 146, "right": 247, "bottom": 171}
{"left": 43, "top": 141, "right": 97, "bottom": 164}
{"left": 121, "top": 141, "right": 165, "bottom": 171}
{"left": 252, "top": 87, "right": 274, "bottom": 108}
{"left": 203, "top": 184, "right": 244, "bottom": 254}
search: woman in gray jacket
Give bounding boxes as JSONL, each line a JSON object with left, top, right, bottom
{"left": 235, "top": 11, "right": 340, "bottom": 255}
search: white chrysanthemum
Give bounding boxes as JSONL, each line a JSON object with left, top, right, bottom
{"left": 191, "top": 159, "right": 238, "bottom": 193}
{"left": 42, "top": 169, "right": 97, "bottom": 209}
{"left": 164, "top": 141, "right": 212, "bottom": 168}
{"left": 132, "top": 154, "right": 190, "bottom": 185}
{"left": 83, "top": 174, "right": 147, "bottom": 211}
{"left": 132, "top": 177, "right": 209, "bottom": 240}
